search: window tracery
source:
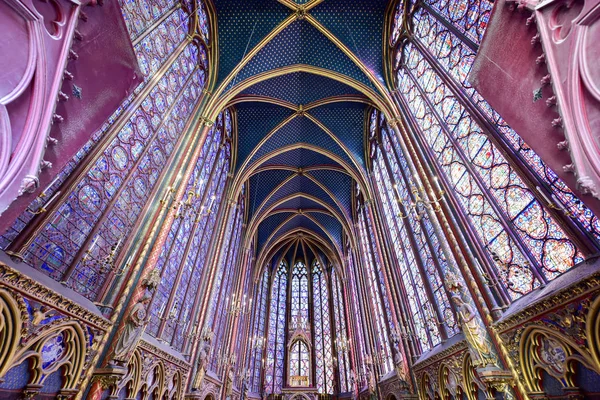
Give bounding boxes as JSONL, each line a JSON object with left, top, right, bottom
{"left": 312, "top": 260, "right": 334, "bottom": 394}
{"left": 289, "top": 339, "right": 310, "bottom": 387}
{"left": 291, "top": 261, "right": 309, "bottom": 330}
{"left": 207, "top": 182, "right": 245, "bottom": 373}
{"left": 347, "top": 250, "right": 368, "bottom": 388}
{"left": 258, "top": 254, "right": 349, "bottom": 395}
{"left": 388, "top": 0, "right": 600, "bottom": 301}
{"left": 248, "top": 267, "right": 270, "bottom": 393}
{"left": 356, "top": 207, "right": 394, "bottom": 373}
{"left": 265, "top": 260, "right": 288, "bottom": 394}
{"left": 0, "top": 3, "right": 210, "bottom": 302}
{"left": 146, "top": 110, "right": 232, "bottom": 350}
{"left": 370, "top": 109, "right": 458, "bottom": 352}
{"left": 332, "top": 268, "right": 351, "bottom": 393}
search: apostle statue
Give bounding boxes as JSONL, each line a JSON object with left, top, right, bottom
{"left": 349, "top": 369, "right": 358, "bottom": 400}
{"left": 366, "top": 365, "right": 377, "bottom": 400}
{"left": 389, "top": 329, "right": 408, "bottom": 381}
{"left": 225, "top": 364, "right": 235, "bottom": 399}
{"left": 111, "top": 293, "right": 152, "bottom": 366}
{"left": 241, "top": 369, "right": 250, "bottom": 400}
{"left": 192, "top": 331, "right": 213, "bottom": 390}
{"left": 451, "top": 294, "right": 496, "bottom": 367}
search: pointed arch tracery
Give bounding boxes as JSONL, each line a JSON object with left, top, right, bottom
{"left": 253, "top": 233, "right": 349, "bottom": 396}
{"left": 385, "top": 0, "right": 600, "bottom": 303}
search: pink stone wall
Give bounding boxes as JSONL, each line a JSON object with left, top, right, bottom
{"left": 470, "top": 0, "right": 600, "bottom": 215}
{"left": 0, "top": 0, "right": 140, "bottom": 226}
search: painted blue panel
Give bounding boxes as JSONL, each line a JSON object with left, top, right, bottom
{"left": 259, "top": 148, "right": 342, "bottom": 169}
{"left": 236, "top": 103, "right": 296, "bottom": 170}
{"left": 258, "top": 175, "right": 343, "bottom": 217}
{"left": 308, "top": 103, "right": 366, "bottom": 168}
{"left": 306, "top": 169, "right": 352, "bottom": 215}
{"left": 247, "top": 116, "right": 354, "bottom": 169}
{"left": 258, "top": 212, "right": 296, "bottom": 249}
{"left": 248, "top": 170, "right": 297, "bottom": 217}
{"left": 215, "top": 0, "right": 291, "bottom": 88}
{"left": 310, "top": 0, "right": 387, "bottom": 83}
{"left": 224, "top": 19, "right": 375, "bottom": 94}
{"left": 240, "top": 72, "right": 362, "bottom": 105}
{"left": 306, "top": 211, "right": 343, "bottom": 247}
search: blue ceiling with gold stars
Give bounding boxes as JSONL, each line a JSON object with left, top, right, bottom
{"left": 212, "top": 0, "right": 391, "bottom": 262}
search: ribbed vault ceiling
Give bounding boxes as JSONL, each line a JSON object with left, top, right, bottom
{"left": 210, "top": 0, "right": 393, "bottom": 265}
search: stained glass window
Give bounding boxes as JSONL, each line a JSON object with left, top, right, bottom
{"left": 145, "top": 110, "right": 233, "bottom": 352}
{"left": 409, "top": 4, "right": 600, "bottom": 243}
{"left": 312, "top": 261, "right": 334, "bottom": 394}
{"left": 265, "top": 260, "right": 288, "bottom": 394}
{"left": 291, "top": 261, "right": 309, "bottom": 329}
{"left": 208, "top": 183, "right": 245, "bottom": 373}
{"left": 234, "top": 249, "right": 254, "bottom": 387}
{"left": 332, "top": 269, "right": 351, "bottom": 393}
{"left": 390, "top": 0, "right": 404, "bottom": 46}
{"left": 198, "top": 0, "right": 210, "bottom": 43}
{"left": 289, "top": 340, "right": 310, "bottom": 383}
{"left": 389, "top": 0, "right": 600, "bottom": 300}
{"left": 347, "top": 250, "right": 368, "bottom": 388}
{"left": 1, "top": 22, "right": 209, "bottom": 301}
{"left": 369, "top": 109, "right": 458, "bottom": 352}
{"left": 356, "top": 207, "right": 394, "bottom": 373}
{"left": 248, "top": 267, "right": 270, "bottom": 393}
{"left": 259, "top": 255, "right": 347, "bottom": 394}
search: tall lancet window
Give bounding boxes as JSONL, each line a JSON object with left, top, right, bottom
{"left": 369, "top": 109, "right": 457, "bottom": 352}
{"left": 248, "top": 266, "right": 270, "bottom": 393}
{"left": 2, "top": 36, "right": 209, "bottom": 300}
{"left": 265, "top": 260, "right": 288, "bottom": 394}
{"left": 389, "top": 0, "right": 600, "bottom": 299}
{"left": 357, "top": 204, "right": 394, "bottom": 373}
{"left": 291, "top": 261, "right": 309, "bottom": 328}
{"left": 312, "top": 260, "right": 334, "bottom": 393}
{"left": 146, "top": 109, "right": 231, "bottom": 350}
{"left": 208, "top": 186, "right": 245, "bottom": 373}
{"left": 347, "top": 250, "right": 368, "bottom": 386}
{"left": 289, "top": 340, "right": 310, "bottom": 384}
{"left": 332, "top": 268, "right": 351, "bottom": 393}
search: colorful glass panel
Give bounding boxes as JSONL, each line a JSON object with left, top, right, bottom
{"left": 265, "top": 261, "right": 288, "bottom": 394}
{"left": 332, "top": 269, "right": 351, "bottom": 393}
{"left": 357, "top": 209, "right": 393, "bottom": 373}
{"left": 249, "top": 267, "right": 270, "bottom": 393}
{"left": 370, "top": 110, "right": 458, "bottom": 351}
{"left": 410, "top": 6, "right": 600, "bottom": 243}
{"left": 388, "top": 0, "right": 600, "bottom": 301}
{"left": 289, "top": 340, "right": 310, "bottom": 382}
{"left": 396, "top": 42, "right": 584, "bottom": 296}
{"left": 15, "top": 44, "right": 204, "bottom": 300}
{"left": 312, "top": 261, "right": 334, "bottom": 394}
{"left": 147, "top": 111, "right": 231, "bottom": 345}
{"left": 291, "top": 261, "right": 309, "bottom": 329}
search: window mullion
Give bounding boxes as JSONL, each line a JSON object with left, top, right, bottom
{"left": 402, "top": 64, "right": 549, "bottom": 285}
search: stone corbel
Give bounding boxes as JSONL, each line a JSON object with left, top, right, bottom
{"left": 477, "top": 368, "right": 516, "bottom": 400}
{"left": 23, "top": 384, "right": 43, "bottom": 399}
{"left": 56, "top": 389, "right": 79, "bottom": 400}
{"left": 387, "top": 116, "right": 401, "bottom": 128}
{"left": 91, "top": 366, "right": 128, "bottom": 398}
